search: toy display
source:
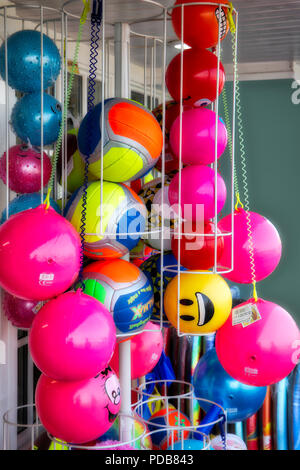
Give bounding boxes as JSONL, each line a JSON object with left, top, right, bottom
{"left": 78, "top": 98, "right": 163, "bottom": 182}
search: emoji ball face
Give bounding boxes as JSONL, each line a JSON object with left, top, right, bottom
{"left": 164, "top": 272, "right": 232, "bottom": 334}
{"left": 100, "top": 366, "right": 121, "bottom": 423}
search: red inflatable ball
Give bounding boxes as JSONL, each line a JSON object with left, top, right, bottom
{"left": 0, "top": 144, "right": 52, "bottom": 193}
{"left": 171, "top": 221, "right": 224, "bottom": 270}
{"left": 166, "top": 48, "right": 225, "bottom": 106}
{"left": 2, "top": 290, "right": 43, "bottom": 329}
{"left": 172, "top": 0, "right": 230, "bottom": 49}
{"left": 110, "top": 321, "right": 163, "bottom": 379}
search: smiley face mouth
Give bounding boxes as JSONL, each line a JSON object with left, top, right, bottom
{"left": 105, "top": 405, "right": 118, "bottom": 423}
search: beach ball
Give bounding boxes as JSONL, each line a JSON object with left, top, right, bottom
{"left": 0, "top": 205, "right": 81, "bottom": 300}
{"left": 79, "top": 259, "right": 154, "bottom": 335}
{"left": 138, "top": 176, "right": 176, "bottom": 250}
{"left": 110, "top": 321, "right": 163, "bottom": 379}
{"left": 164, "top": 272, "right": 232, "bottom": 334}
{"left": 170, "top": 108, "right": 228, "bottom": 165}
{"left": 65, "top": 181, "right": 147, "bottom": 260}
{"left": 140, "top": 252, "right": 186, "bottom": 325}
{"left": 216, "top": 298, "right": 300, "bottom": 386}
{"left": 36, "top": 366, "right": 121, "bottom": 444}
{"left": 2, "top": 290, "right": 43, "bottom": 329}
{"left": 11, "top": 92, "right": 62, "bottom": 146}
{"left": 148, "top": 408, "right": 191, "bottom": 450}
{"left": 168, "top": 165, "right": 227, "bottom": 221}
{"left": 0, "top": 30, "right": 61, "bottom": 92}
{"left": 193, "top": 348, "right": 267, "bottom": 422}
{"left": 29, "top": 290, "right": 116, "bottom": 381}
{"left": 0, "top": 144, "right": 52, "bottom": 193}
{"left": 78, "top": 98, "right": 163, "bottom": 182}
{"left": 0, "top": 192, "right": 60, "bottom": 224}
{"left": 172, "top": 0, "right": 230, "bottom": 49}
{"left": 218, "top": 209, "right": 282, "bottom": 283}
{"left": 171, "top": 221, "right": 224, "bottom": 270}
{"left": 166, "top": 49, "right": 225, "bottom": 106}
{"left": 211, "top": 434, "right": 247, "bottom": 451}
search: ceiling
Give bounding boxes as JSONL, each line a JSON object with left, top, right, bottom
{"left": 3, "top": 0, "right": 300, "bottom": 66}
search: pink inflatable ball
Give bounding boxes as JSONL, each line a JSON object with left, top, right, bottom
{"left": 110, "top": 321, "right": 163, "bottom": 380}
{"left": 29, "top": 290, "right": 116, "bottom": 381}
{"left": 170, "top": 108, "right": 227, "bottom": 166}
{"left": 218, "top": 208, "right": 282, "bottom": 283}
{"left": 36, "top": 366, "right": 121, "bottom": 444}
{"left": 0, "top": 144, "right": 52, "bottom": 194}
{"left": 168, "top": 165, "right": 227, "bottom": 221}
{"left": 2, "top": 290, "right": 43, "bottom": 329}
{"left": 216, "top": 298, "right": 300, "bottom": 387}
{"left": 96, "top": 440, "right": 135, "bottom": 450}
{"left": 0, "top": 205, "right": 81, "bottom": 301}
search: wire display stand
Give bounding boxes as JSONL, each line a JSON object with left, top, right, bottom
{"left": 0, "top": 0, "right": 237, "bottom": 450}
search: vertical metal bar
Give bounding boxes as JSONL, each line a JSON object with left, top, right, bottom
{"left": 60, "top": 12, "right": 65, "bottom": 213}
{"left": 231, "top": 11, "right": 238, "bottom": 272}
{"left": 213, "top": 4, "right": 222, "bottom": 273}
{"left": 64, "top": 13, "right": 68, "bottom": 205}
{"left": 4, "top": 6, "right": 9, "bottom": 220}
{"left": 144, "top": 36, "right": 147, "bottom": 107}
{"left": 40, "top": 6, "right": 44, "bottom": 204}
{"left": 153, "top": 39, "right": 156, "bottom": 107}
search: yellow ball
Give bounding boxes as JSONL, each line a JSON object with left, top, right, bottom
{"left": 164, "top": 271, "right": 232, "bottom": 334}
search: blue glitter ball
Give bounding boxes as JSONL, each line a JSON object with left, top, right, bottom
{"left": 1, "top": 193, "right": 60, "bottom": 225}
{"left": 11, "top": 92, "right": 62, "bottom": 146}
{"left": 0, "top": 30, "right": 61, "bottom": 93}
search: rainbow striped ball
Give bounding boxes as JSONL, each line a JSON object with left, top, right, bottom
{"left": 65, "top": 181, "right": 147, "bottom": 260}
{"left": 78, "top": 98, "right": 163, "bottom": 182}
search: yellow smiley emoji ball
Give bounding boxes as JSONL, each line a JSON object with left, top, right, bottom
{"left": 164, "top": 271, "right": 232, "bottom": 334}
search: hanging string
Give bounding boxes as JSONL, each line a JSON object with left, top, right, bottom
{"left": 44, "top": 3, "right": 88, "bottom": 201}
{"left": 78, "top": 0, "right": 103, "bottom": 288}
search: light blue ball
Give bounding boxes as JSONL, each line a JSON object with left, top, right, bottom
{"left": 0, "top": 30, "right": 61, "bottom": 93}
{"left": 193, "top": 348, "right": 267, "bottom": 423}
{"left": 11, "top": 92, "right": 62, "bottom": 146}
{"left": 1, "top": 193, "right": 60, "bottom": 224}
{"left": 167, "top": 439, "right": 208, "bottom": 451}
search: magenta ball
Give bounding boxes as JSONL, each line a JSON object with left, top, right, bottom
{"left": 36, "top": 366, "right": 121, "bottom": 444}
{"left": 170, "top": 108, "right": 228, "bottom": 165}
{"left": 168, "top": 165, "right": 227, "bottom": 221}
{"left": 0, "top": 205, "right": 81, "bottom": 300}
{"left": 218, "top": 209, "right": 282, "bottom": 283}
{"left": 29, "top": 290, "right": 116, "bottom": 381}
{"left": 0, "top": 145, "right": 52, "bottom": 193}
{"left": 110, "top": 321, "right": 163, "bottom": 379}
{"left": 2, "top": 290, "right": 43, "bottom": 329}
{"left": 216, "top": 298, "right": 300, "bottom": 386}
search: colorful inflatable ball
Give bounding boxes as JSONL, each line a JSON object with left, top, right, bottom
{"left": 79, "top": 259, "right": 154, "bottom": 335}
{"left": 0, "top": 192, "right": 60, "bottom": 225}
{"left": 35, "top": 366, "right": 121, "bottom": 444}
{"left": 164, "top": 271, "right": 232, "bottom": 334}
{"left": 171, "top": 0, "right": 230, "bottom": 49}
{"left": 56, "top": 128, "right": 85, "bottom": 193}
{"left": 148, "top": 407, "right": 191, "bottom": 450}
{"left": 171, "top": 221, "right": 224, "bottom": 270}
{"left": 0, "top": 205, "right": 81, "bottom": 300}
{"left": 2, "top": 290, "right": 43, "bottom": 329}
{"left": 0, "top": 30, "right": 61, "bottom": 92}
{"left": 110, "top": 321, "right": 163, "bottom": 379}
{"left": 0, "top": 144, "right": 52, "bottom": 194}
{"left": 168, "top": 165, "right": 227, "bottom": 221}
{"left": 211, "top": 434, "right": 247, "bottom": 451}
{"left": 218, "top": 208, "right": 282, "bottom": 283}
{"left": 169, "top": 108, "right": 228, "bottom": 165}
{"left": 193, "top": 348, "right": 267, "bottom": 422}
{"left": 65, "top": 181, "right": 147, "bottom": 260}
{"left": 130, "top": 240, "right": 158, "bottom": 268}
{"left": 11, "top": 92, "right": 62, "bottom": 147}
{"left": 78, "top": 98, "right": 163, "bottom": 182}
{"left": 215, "top": 298, "right": 300, "bottom": 386}
{"left": 29, "top": 290, "right": 116, "bottom": 381}
{"left": 165, "top": 48, "right": 225, "bottom": 106}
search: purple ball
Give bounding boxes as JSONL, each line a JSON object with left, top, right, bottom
{"left": 2, "top": 290, "right": 43, "bottom": 329}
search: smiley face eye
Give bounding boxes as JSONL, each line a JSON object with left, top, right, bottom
{"left": 105, "top": 375, "right": 121, "bottom": 406}
{"left": 180, "top": 299, "right": 194, "bottom": 306}
{"left": 56, "top": 103, "right": 62, "bottom": 112}
{"left": 180, "top": 314, "right": 195, "bottom": 322}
